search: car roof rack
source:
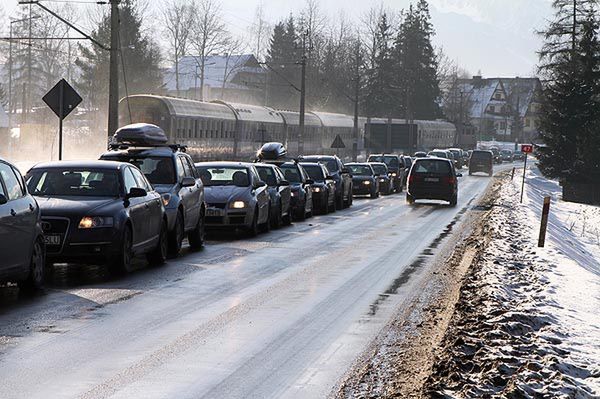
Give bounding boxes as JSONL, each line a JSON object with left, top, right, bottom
{"left": 108, "top": 143, "right": 187, "bottom": 153}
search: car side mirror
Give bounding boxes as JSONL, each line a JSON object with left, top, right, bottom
{"left": 0, "top": 194, "right": 7, "bottom": 205}
{"left": 278, "top": 180, "right": 290, "bottom": 186}
{"left": 341, "top": 167, "right": 350, "bottom": 174}
{"left": 305, "top": 179, "right": 315, "bottom": 185}
{"left": 254, "top": 181, "right": 267, "bottom": 189}
{"left": 181, "top": 176, "right": 196, "bottom": 187}
{"left": 127, "top": 187, "right": 147, "bottom": 198}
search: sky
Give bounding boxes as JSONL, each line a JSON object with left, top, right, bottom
{"left": 1, "top": 0, "right": 554, "bottom": 77}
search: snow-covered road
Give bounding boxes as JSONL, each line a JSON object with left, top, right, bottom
{"left": 0, "top": 166, "right": 512, "bottom": 399}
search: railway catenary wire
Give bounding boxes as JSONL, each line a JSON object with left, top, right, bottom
{"left": 117, "top": 94, "right": 471, "bottom": 162}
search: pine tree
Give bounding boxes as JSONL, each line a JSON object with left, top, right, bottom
{"left": 392, "top": 0, "right": 441, "bottom": 120}
{"left": 364, "top": 12, "right": 394, "bottom": 117}
{"left": 266, "top": 16, "right": 300, "bottom": 109}
{"left": 538, "top": 0, "right": 600, "bottom": 181}
{"left": 76, "top": 0, "right": 162, "bottom": 126}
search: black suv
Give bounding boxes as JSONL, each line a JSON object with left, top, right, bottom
{"left": 0, "top": 157, "right": 45, "bottom": 291}
{"left": 407, "top": 157, "right": 461, "bottom": 206}
{"left": 300, "top": 155, "right": 353, "bottom": 208}
{"left": 367, "top": 154, "right": 405, "bottom": 193}
{"left": 100, "top": 145, "right": 205, "bottom": 257}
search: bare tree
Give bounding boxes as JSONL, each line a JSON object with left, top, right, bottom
{"left": 249, "top": 1, "right": 270, "bottom": 62}
{"left": 190, "top": 0, "right": 230, "bottom": 101}
{"left": 162, "top": 0, "right": 194, "bottom": 95}
{"left": 219, "top": 37, "right": 247, "bottom": 99}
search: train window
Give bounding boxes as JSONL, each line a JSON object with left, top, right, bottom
{"left": 194, "top": 120, "right": 198, "bottom": 138}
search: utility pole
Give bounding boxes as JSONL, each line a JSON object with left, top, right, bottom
{"left": 24, "top": 3, "right": 33, "bottom": 124}
{"left": 108, "top": 0, "right": 120, "bottom": 137}
{"left": 353, "top": 40, "right": 361, "bottom": 161}
{"left": 298, "top": 30, "right": 308, "bottom": 155}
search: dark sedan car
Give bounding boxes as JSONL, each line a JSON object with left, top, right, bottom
{"left": 407, "top": 157, "right": 460, "bottom": 206}
{"left": 196, "top": 162, "right": 270, "bottom": 236}
{"left": 369, "top": 162, "right": 392, "bottom": 195}
{"left": 278, "top": 162, "right": 314, "bottom": 220}
{"left": 26, "top": 161, "right": 168, "bottom": 273}
{"left": 347, "top": 163, "right": 380, "bottom": 198}
{"left": 255, "top": 163, "right": 292, "bottom": 228}
{"left": 0, "top": 158, "right": 45, "bottom": 291}
{"left": 299, "top": 155, "right": 352, "bottom": 208}
{"left": 367, "top": 154, "right": 404, "bottom": 193}
{"left": 300, "top": 162, "right": 336, "bottom": 214}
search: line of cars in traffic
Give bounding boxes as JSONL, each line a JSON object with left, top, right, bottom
{"left": 0, "top": 126, "right": 406, "bottom": 292}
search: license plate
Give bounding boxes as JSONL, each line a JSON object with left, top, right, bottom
{"left": 206, "top": 208, "right": 223, "bottom": 217}
{"left": 44, "top": 234, "right": 61, "bottom": 245}
{"left": 424, "top": 177, "right": 439, "bottom": 182}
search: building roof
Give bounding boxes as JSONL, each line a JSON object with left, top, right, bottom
{"left": 502, "top": 78, "right": 541, "bottom": 117}
{"left": 163, "top": 54, "right": 265, "bottom": 92}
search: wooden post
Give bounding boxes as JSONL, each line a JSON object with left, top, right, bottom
{"left": 538, "top": 196, "right": 551, "bottom": 247}
{"left": 520, "top": 153, "right": 528, "bottom": 203}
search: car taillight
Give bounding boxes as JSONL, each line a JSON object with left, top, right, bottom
{"left": 409, "top": 174, "right": 420, "bottom": 184}
{"left": 443, "top": 176, "right": 456, "bottom": 184}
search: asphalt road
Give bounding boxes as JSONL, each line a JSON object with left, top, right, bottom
{"left": 0, "top": 166, "right": 513, "bottom": 399}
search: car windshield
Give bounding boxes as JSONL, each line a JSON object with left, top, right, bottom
{"left": 197, "top": 166, "right": 250, "bottom": 187}
{"left": 302, "top": 165, "right": 326, "bottom": 181}
{"left": 471, "top": 151, "right": 492, "bottom": 160}
{"left": 279, "top": 165, "right": 302, "bottom": 183}
{"left": 371, "top": 164, "right": 387, "bottom": 175}
{"left": 412, "top": 160, "right": 452, "bottom": 175}
{"left": 107, "top": 156, "right": 176, "bottom": 185}
{"left": 255, "top": 166, "right": 278, "bottom": 186}
{"left": 348, "top": 165, "right": 373, "bottom": 176}
{"left": 303, "top": 157, "right": 338, "bottom": 172}
{"left": 368, "top": 156, "right": 399, "bottom": 168}
{"left": 27, "top": 169, "right": 120, "bottom": 197}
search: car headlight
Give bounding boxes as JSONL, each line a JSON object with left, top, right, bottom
{"left": 78, "top": 216, "right": 114, "bottom": 229}
{"left": 379, "top": 178, "right": 386, "bottom": 182}
{"left": 313, "top": 187, "right": 321, "bottom": 193}
{"left": 231, "top": 201, "right": 246, "bottom": 209}
{"left": 364, "top": 181, "right": 371, "bottom": 185}
{"left": 161, "top": 193, "right": 172, "bottom": 207}
{"left": 391, "top": 172, "right": 397, "bottom": 177}
{"left": 291, "top": 191, "right": 298, "bottom": 197}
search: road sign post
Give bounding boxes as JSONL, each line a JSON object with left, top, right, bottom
{"left": 42, "top": 79, "right": 82, "bottom": 160}
{"left": 520, "top": 144, "right": 533, "bottom": 203}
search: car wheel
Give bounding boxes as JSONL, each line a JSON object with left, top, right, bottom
{"left": 168, "top": 210, "right": 184, "bottom": 258}
{"left": 296, "top": 201, "right": 307, "bottom": 221}
{"left": 247, "top": 208, "right": 260, "bottom": 237}
{"left": 329, "top": 194, "right": 337, "bottom": 213}
{"left": 188, "top": 207, "right": 205, "bottom": 251}
{"left": 18, "top": 237, "right": 45, "bottom": 294}
{"left": 449, "top": 194, "right": 458, "bottom": 207}
{"left": 406, "top": 194, "right": 415, "bottom": 205}
{"left": 469, "top": 171, "right": 473, "bottom": 176}
{"left": 148, "top": 219, "right": 168, "bottom": 266}
{"left": 348, "top": 188, "right": 353, "bottom": 206}
{"left": 261, "top": 205, "right": 271, "bottom": 233}
{"left": 271, "top": 201, "right": 283, "bottom": 229}
{"left": 336, "top": 192, "right": 344, "bottom": 210}
{"left": 370, "top": 188, "right": 378, "bottom": 199}
{"left": 111, "top": 225, "right": 134, "bottom": 274}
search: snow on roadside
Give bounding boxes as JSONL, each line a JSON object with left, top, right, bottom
{"left": 425, "top": 165, "right": 599, "bottom": 398}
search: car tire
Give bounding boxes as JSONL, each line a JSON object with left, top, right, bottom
{"left": 449, "top": 194, "right": 458, "bottom": 207}
{"left": 18, "top": 237, "right": 45, "bottom": 294}
{"left": 406, "top": 194, "right": 415, "bottom": 205}
{"left": 329, "top": 195, "right": 337, "bottom": 213}
{"left": 271, "top": 201, "right": 283, "bottom": 229}
{"left": 261, "top": 205, "right": 271, "bottom": 233}
{"left": 168, "top": 210, "right": 184, "bottom": 258}
{"left": 111, "top": 225, "right": 134, "bottom": 275}
{"left": 148, "top": 219, "right": 168, "bottom": 266}
{"left": 347, "top": 188, "right": 353, "bottom": 206}
{"left": 247, "top": 208, "right": 260, "bottom": 237}
{"left": 336, "top": 192, "right": 344, "bottom": 210}
{"left": 188, "top": 208, "right": 205, "bottom": 251}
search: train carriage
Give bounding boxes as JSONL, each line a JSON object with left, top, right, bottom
{"left": 276, "top": 110, "right": 322, "bottom": 157}
{"left": 311, "top": 112, "right": 355, "bottom": 160}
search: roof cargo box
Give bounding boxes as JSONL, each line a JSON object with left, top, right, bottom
{"left": 257, "top": 142, "right": 287, "bottom": 160}
{"left": 113, "top": 123, "right": 168, "bottom": 146}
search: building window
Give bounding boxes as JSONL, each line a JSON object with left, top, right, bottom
{"left": 489, "top": 105, "right": 495, "bottom": 113}
{"left": 500, "top": 122, "right": 506, "bottom": 130}
{"left": 495, "top": 93, "right": 502, "bottom": 100}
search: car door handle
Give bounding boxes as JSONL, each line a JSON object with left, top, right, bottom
{"left": 145, "top": 203, "right": 150, "bottom": 209}
{"left": 29, "top": 203, "right": 35, "bottom": 212}
{"left": 10, "top": 209, "right": 17, "bottom": 217}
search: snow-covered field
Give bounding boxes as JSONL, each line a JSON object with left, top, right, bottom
{"left": 427, "top": 164, "right": 600, "bottom": 397}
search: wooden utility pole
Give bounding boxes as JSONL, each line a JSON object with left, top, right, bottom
{"left": 108, "top": 0, "right": 120, "bottom": 137}
{"left": 353, "top": 40, "right": 361, "bottom": 162}
{"left": 298, "top": 30, "right": 308, "bottom": 155}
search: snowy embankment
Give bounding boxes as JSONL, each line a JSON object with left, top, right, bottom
{"left": 426, "top": 166, "right": 600, "bottom": 397}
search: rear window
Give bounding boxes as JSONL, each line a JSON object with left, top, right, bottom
{"left": 412, "top": 160, "right": 452, "bottom": 175}
{"left": 348, "top": 165, "right": 373, "bottom": 176}
{"left": 280, "top": 165, "right": 302, "bottom": 183}
{"left": 302, "top": 157, "right": 339, "bottom": 172}
{"left": 371, "top": 164, "right": 387, "bottom": 175}
{"left": 103, "top": 155, "right": 176, "bottom": 185}
{"left": 301, "top": 165, "right": 326, "bottom": 181}
{"left": 471, "top": 151, "right": 492, "bottom": 160}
